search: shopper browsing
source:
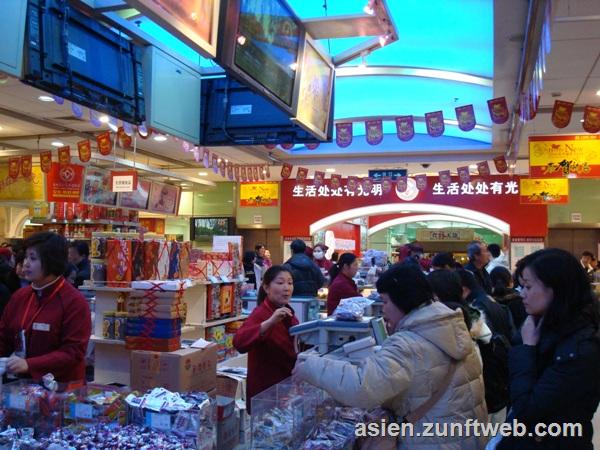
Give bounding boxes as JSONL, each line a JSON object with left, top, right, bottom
{"left": 283, "top": 239, "right": 325, "bottom": 297}
{"left": 464, "top": 241, "right": 493, "bottom": 294}
{"left": 0, "top": 232, "right": 91, "bottom": 382}
{"left": 326, "top": 253, "right": 359, "bottom": 315}
{"left": 497, "top": 249, "right": 600, "bottom": 449}
{"left": 294, "top": 263, "right": 488, "bottom": 449}
{"left": 233, "top": 265, "right": 299, "bottom": 413}
{"left": 67, "top": 241, "right": 91, "bottom": 288}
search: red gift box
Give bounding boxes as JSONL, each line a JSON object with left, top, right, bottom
{"left": 106, "top": 240, "right": 132, "bottom": 287}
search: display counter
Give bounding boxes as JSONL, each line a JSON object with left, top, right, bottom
{"left": 242, "top": 296, "right": 320, "bottom": 324}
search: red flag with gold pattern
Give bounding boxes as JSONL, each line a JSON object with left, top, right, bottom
{"left": 477, "top": 161, "right": 491, "bottom": 177}
{"left": 493, "top": 155, "right": 508, "bottom": 174}
{"left": 241, "top": 166, "right": 248, "bottom": 182}
{"left": 40, "top": 151, "right": 52, "bottom": 173}
{"left": 487, "top": 97, "right": 509, "bottom": 124}
{"left": 20, "top": 155, "right": 32, "bottom": 178}
{"left": 77, "top": 140, "right": 92, "bottom": 163}
{"left": 425, "top": 111, "right": 445, "bottom": 137}
{"left": 117, "top": 126, "right": 132, "bottom": 148}
{"left": 415, "top": 175, "right": 428, "bottom": 191}
{"left": 457, "top": 166, "right": 470, "bottom": 184}
{"left": 551, "top": 100, "right": 574, "bottom": 129}
{"left": 455, "top": 105, "right": 476, "bottom": 131}
{"left": 296, "top": 167, "right": 308, "bottom": 186}
{"left": 96, "top": 132, "right": 112, "bottom": 156}
{"left": 582, "top": 105, "right": 600, "bottom": 133}
{"left": 281, "top": 163, "right": 293, "bottom": 180}
{"left": 8, "top": 157, "right": 20, "bottom": 179}
{"left": 438, "top": 170, "right": 452, "bottom": 187}
{"left": 58, "top": 146, "right": 71, "bottom": 165}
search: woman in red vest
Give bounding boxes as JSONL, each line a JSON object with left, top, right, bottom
{"left": 327, "top": 253, "right": 360, "bottom": 315}
{"left": 0, "top": 232, "right": 90, "bottom": 382}
{"left": 233, "top": 265, "right": 298, "bottom": 413}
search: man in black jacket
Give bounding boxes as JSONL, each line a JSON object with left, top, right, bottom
{"left": 284, "top": 239, "right": 325, "bottom": 297}
{"left": 68, "top": 241, "right": 91, "bottom": 287}
{"left": 464, "top": 241, "right": 493, "bottom": 294}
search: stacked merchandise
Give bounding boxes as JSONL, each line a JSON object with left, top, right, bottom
{"left": 205, "top": 283, "right": 242, "bottom": 322}
{"left": 126, "top": 388, "right": 215, "bottom": 450}
{"left": 188, "top": 242, "right": 243, "bottom": 283}
{"left": 63, "top": 384, "right": 130, "bottom": 426}
{"left": 90, "top": 234, "right": 191, "bottom": 287}
{"left": 206, "top": 326, "right": 227, "bottom": 362}
{"left": 125, "top": 280, "right": 190, "bottom": 351}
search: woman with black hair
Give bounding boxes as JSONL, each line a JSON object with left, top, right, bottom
{"left": 233, "top": 265, "right": 299, "bottom": 413}
{"left": 497, "top": 248, "right": 600, "bottom": 450}
{"left": 0, "top": 232, "right": 90, "bottom": 382}
{"left": 295, "top": 263, "right": 487, "bottom": 449}
{"left": 490, "top": 266, "right": 526, "bottom": 329}
{"left": 427, "top": 269, "right": 472, "bottom": 330}
{"left": 326, "top": 253, "right": 359, "bottom": 315}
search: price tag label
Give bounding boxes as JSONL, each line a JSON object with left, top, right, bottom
{"left": 74, "top": 403, "right": 94, "bottom": 419}
{"left": 147, "top": 412, "right": 171, "bottom": 431}
{"left": 8, "top": 394, "right": 27, "bottom": 410}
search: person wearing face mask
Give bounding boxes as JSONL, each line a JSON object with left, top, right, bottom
{"left": 294, "top": 262, "right": 487, "bottom": 449}
{"left": 326, "top": 253, "right": 359, "bottom": 315}
{"left": 495, "top": 249, "right": 600, "bottom": 450}
{"left": 312, "top": 243, "right": 333, "bottom": 273}
{"left": 233, "top": 265, "right": 299, "bottom": 413}
{"left": 0, "top": 232, "right": 91, "bottom": 382}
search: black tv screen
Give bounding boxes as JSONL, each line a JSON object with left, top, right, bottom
{"left": 24, "top": 0, "right": 145, "bottom": 124}
{"left": 218, "top": 0, "right": 302, "bottom": 114}
{"left": 191, "top": 217, "right": 234, "bottom": 244}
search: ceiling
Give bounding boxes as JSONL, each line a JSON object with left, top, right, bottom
{"left": 0, "top": 0, "right": 598, "bottom": 186}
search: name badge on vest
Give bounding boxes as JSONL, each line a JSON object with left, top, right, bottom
{"left": 32, "top": 323, "right": 50, "bottom": 332}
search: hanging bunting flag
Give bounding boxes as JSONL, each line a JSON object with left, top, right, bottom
{"left": 193, "top": 147, "right": 200, "bottom": 163}
{"left": 455, "top": 105, "right": 476, "bottom": 131}
{"left": 493, "top": 155, "right": 508, "bottom": 174}
{"left": 258, "top": 166, "right": 265, "bottom": 180}
{"left": 330, "top": 174, "right": 342, "bottom": 189}
{"left": 241, "top": 166, "right": 248, "bottom": 182}
{"left": 77, "top": 140, "right": 92, "bottom": 163}
{"left": 395, "top": 176, "right": 407, "bottom": 193}
{"left": 227, "top": 162, "right": 234, "bottom": 180}
{"left": 415, "top": 175, "right": 428, "bottom": 191}
{"left": 362, "top": 177, "right": 374, "bottom": 194}
{"left": 306, "top": 143, "right": 320, "bottom": 150}
{"left": 346, "top": 176, "right": 358, "bottom": 193}
{"left": 438, "top": 170, "right": 452, "bottom": 187}
{"left": 265, "top": 165, "right": 271, "bottom": 178}
{"left": 182, "top": 141, "right": 190, "bottom": 152}
{"left": 246, "top": 167, "right": 253, "bottom": 182}
{"left": 281, "top": 163, "right": 293, "bottom": 179}
{"left": 365, "top": 119, "right": 384, "bottom": 145}
{"left": 457, "top": 166, "right": 471, "bottom": 184}
{"left": 8, "top": 157, "right": 20, "bottom": 179}
{"left": 477, "top": 161, "right": 491, "bottom": 177}
{"left": 123, "top": 122, "right": 134, "bottom": 136}
{"left": 426, "top": 111, "right": 445, "bottom": 137}
{"left": 201, "top": 148, "right": 210, "bottom": 168}
{"left": 209, "top": 155, "right": 218, "bottom": 174}
{"left": 219, "top": 159, "right": 226, "bottom": 177}
{"left": 295, "top": 167, "right": 308, "bottom": 185}
{"left": 487, "top": 97, "right": 509, "bottom": 124}
{"left": 395, "top": 116, "right": 415, "bottom": 141}
{"left": 20, "top": 155, "right": 32, "bottom": 178}
{"left": 58, "top": 146, "right": 71, "bottom": 165}
{"left": 551, "top": 100, "right": 574, "bottom": 129}
{"left": 381, "top": 177, "right": 394, "bottom": 194}
{"left": 117, "top": 127, "right": 132, "bottom": 148}
{"left": 336, "top": 122, "right": 353, "bottom": 148}
{"left": 234, "top": 165, "right": 240, "bottom": 181}
{"left": 96, "top": 131, "right": 112, "bottom": 156}
{"left": 582, "top": 105, "right": 600, "bottom": 133}
{"left": 53, "top": 95, "right": 64, "bottom": 105}
{"left": 313, "top": 171, "right": 325, "bottom": 187}
{"left": 40, "top": 151, "right": 52, "bottom": 173}
{"left": 264, "top": 144, "right": 277, "bottom": 150}
{"left": 281, "top": 143, "right": 294, "bottom": 150}
{"left": 252, "top": 166, "right": 260, "bottom": 181}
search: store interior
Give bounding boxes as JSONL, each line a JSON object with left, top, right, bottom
{"left": 0, "top": 0, "right": 599, "bottom": 448}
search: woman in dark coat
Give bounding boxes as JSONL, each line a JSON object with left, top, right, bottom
{"left": 498, "top": 248, "right": 600, "bottom": 450}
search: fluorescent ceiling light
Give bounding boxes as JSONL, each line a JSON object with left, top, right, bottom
{"left": 325, "top": 168, "right": 336, "bottom": 173}
{"left": 198, "top": 172, "right": 208, "bottom": 176}
{"left": 153, "top": 135, "right": 168, "bottom": 142}
{"left": 99, "top": 115, "right": 110, "bottom": 123}
{"left": 468, "top": 164, "right": 478, "bottom": 169}
{"left": 51, "top": 141, "right": 64, "bottom": 147}
{"left": 38, "top": 95, "right": 54, "bottom": 102}
{"left": 596, "top": 89, "right": 600, "bottom": 96}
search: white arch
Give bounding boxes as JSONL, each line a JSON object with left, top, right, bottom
{"left": 309, "top": 203, "right": 510, "bottom": 236}
{"left": 368, "top": 214, "right": 506, "bottom": 237}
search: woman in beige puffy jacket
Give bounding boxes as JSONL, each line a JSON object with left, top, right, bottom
{"left": 294, "top": 263, "right": 488, "bottom": 449}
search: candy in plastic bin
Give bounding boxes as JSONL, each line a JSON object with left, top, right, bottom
{"left": 333, "top": 297, "right": 373, "bottom": 321}
{"left": 42, "top": 373, "right": 58, "bottom": 392}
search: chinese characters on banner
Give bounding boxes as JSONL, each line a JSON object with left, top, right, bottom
{"left": 291, "top": 180, "right": 520, "bottom": 198}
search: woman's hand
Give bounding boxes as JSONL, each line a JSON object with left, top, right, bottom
{"left": 6, "top": 356, "right": 28, "bottom": 374}
{"left": 260, "top": 307, "right": 293, "bottom": 335}
{"left": 521, "top": 315, "right": 543, "bottom": 346}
